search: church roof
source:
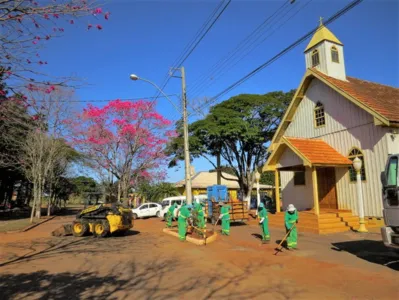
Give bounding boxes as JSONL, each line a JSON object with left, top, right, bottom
{"left": 304, "top": 22, "right": 343, "bottom": 52}
{"left": 267, "top": 68, "right": 399, "bottom": 151}
{"left": 284, "top": 137, "right": 352, "bottom": 166}
{"left": 264, "top": 137, "right": 352, "bottom": 171}
{"left": 312, "top": 69, "right": 399, "bottom": 122}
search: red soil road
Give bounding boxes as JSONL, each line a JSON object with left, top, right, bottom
{"left": 0, "top": 216, "right": 398, "bottom": 299}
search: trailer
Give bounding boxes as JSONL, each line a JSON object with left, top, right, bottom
{"left": 205, "top": 185, "right": 248, "bottom": 224}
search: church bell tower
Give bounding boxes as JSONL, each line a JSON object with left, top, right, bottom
{"left": 304, "top": 18, "right": 347, "bottom": 81}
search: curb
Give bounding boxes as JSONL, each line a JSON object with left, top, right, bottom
{"left": 163, "top": 228, "right": 218, "bottom": 245}
{"left": 3, "top": 216, "right": 57, "bottom": 234}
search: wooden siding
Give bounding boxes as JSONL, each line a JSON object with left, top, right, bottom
{"left": 277, "top": 147, "right": 303, "bottom": 168}
{"left": 284, "top": 79, "right": 389, "bottom": 217}
{"left": 386, "top": 132, "right": 399, "bottom": 154}
{"left": 305, "top": 42, "right": 327, "bottom": 74}
{"left": 324, "top": 41, "right": 346, "bottom": 81}
{"left": 280, "top": 168, "right": 314, "bottom": 211}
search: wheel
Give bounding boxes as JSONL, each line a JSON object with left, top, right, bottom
{"left": 72, "top": 221, "right": 88, "bottom": 237}
{"left": 93, "top": 220, "right": 110, "bottom": 238}
{"left": 133, "top": 213, "right": 138, "bottom": 220}
{"left": 156, "top": 211, "right": 160, "bottom": 218}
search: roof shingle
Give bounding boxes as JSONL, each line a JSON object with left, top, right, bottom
{"left": 285, "top": 137, "right": 352, "bottom": 166}
{"left": 312, "top": 68, "right": 399, "bottom": 122}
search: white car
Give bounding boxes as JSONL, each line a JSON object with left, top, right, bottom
{"left": 132, "top": 202, "right": 162, "bottom": 219}
{"left": 158, "top": 195, "right": 208, "bottom": 220}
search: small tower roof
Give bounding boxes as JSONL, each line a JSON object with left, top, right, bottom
{"left": 304, "top": 17, "right": 343, "bottom": 52}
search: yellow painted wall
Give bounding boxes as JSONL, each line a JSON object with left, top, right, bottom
{"left": 177, "top": 187, "right": 274, "bottom": 200}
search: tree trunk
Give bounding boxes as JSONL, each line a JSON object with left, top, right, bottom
{"left": 47, "top": 185, "right": 52, "bottom": 216}
{"left": 244, "top": 193, "right": 251, "bottom": 210}
{"left": 117, "top": 181, "right": 121, "bottom": 202}
{"left": 30, "top": 183, "right": 37, "bottom": 223}
{"left": 35, "top": 182, "right": 42, "bottom": 219}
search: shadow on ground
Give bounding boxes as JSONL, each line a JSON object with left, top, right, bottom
{"left": 251, "top": 233, "right": 262, "bottom": 240}
{"left": 0, "top": 257, "right": 305, "bottom": 300}
{"left": 332, "top": 240, "right": 399, "bottom": 271}
{"left": 0, "top": 230, "right": 141, "bottom": 268}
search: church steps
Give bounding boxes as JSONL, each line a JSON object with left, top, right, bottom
{"left": 267, "top": 211, "right": 355, "bottom": 234}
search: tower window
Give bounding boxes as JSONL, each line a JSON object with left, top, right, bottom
{"left": 314, "top": 102, "right": 325, "bottom": 127}
{"left": 348, "top": 148, "right": 366, "bottom": 182}
{"left": 311, "top": 50, "right": 320, "bottom": 67}
{"left": 331, "top": 46, "right": 339, "bottom": 63}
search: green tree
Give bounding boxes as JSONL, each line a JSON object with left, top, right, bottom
{"left": 134, "top": 181, "right": 180, "bottom": 203}
{"left": 209, "top": 165, "right": 236, "bottom": 176}
{"left": 167, "top": 90, "right": 294, "bottom": 207}
{"left": 260, "top": 171, "right": 274, "bottom": 186}
{"left": 151, "top": 182, "right": 180, "bottom": 202}
{"left": 70, "top": 176, "right": 98, "bottom": 195}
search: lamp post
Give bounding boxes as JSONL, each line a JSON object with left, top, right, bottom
{"left": 353, "top": 157, "right": 368, "bottom": 233}
{"left": 255, "top": 170, "right": 261, "bottom": 216}
{"left": 129, "top": 72, "right": 193, "bottom": 205}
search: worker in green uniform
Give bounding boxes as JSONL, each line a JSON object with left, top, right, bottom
{"left": 285, "top": 204, "right": 298, "bottom": 249}
{"left": 194, "top": 202, "right": 206, "bottom": 229}
{"left": 178, "top": 204, "right": 191, "bottom": 241}
{"left": 218, "top": 203, "right": 231, "bottom": 236}
{"left": 258, "top": 202, "right": 270, "bottom": 243}
{"left": 166, "top": 202, "right": 177, "bottom": 228}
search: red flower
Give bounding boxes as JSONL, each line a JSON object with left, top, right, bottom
{"left": 96, "top": 24, "right": 102, "bottom": 30}
{"left": 105, "top": 12, "right": 110, "bottom": 20}
{"left": 70, "top": 20, "right": 74, "bottom": 24}
{"left": 88, "top": 24, "right": 93, "bottom": 30}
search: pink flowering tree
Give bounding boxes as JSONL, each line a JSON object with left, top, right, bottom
{"left": 72, "top": 100, "right": 175, "bottom": 202}
{"left": 0, "top": 0, "right": 110, "bottom": 88}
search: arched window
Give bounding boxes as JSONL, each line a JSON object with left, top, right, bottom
{"left": 314, "top": 102, "right": 325, "bottom": 127}
{"left": 348, "top": 148, "right": 366, "bottom": 182}
{"left": 331, "top": 46, "right": 339, "bottom": 63}
{"left": 311, "top": 50, "right": 320, "bottom": 67}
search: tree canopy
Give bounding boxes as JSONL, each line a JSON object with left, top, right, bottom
{"left": 167, "top": 90, "right": 294, "bottom": 203}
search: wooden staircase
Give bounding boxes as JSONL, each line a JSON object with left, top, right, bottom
{"left": 268, "top": 210, "right": 355, "bottom": 234}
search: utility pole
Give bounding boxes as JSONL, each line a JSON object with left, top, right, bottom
{"left": 130, "top": 68, "right": 193, "bottom": 205}
{"left": 217, "top": 152, "right": 221, "bottom": 185}
{"left": 180, "top": 67, "right": 193, "bottom": 205}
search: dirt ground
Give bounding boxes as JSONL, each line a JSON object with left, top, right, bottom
{"left": 0, "top": 215, "right": 398, "bottom": 300}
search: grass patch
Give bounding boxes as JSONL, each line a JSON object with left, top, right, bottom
{"left": 0, "top": 218, "right": 40, "bottom": 233}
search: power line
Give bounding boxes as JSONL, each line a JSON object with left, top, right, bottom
{"left": 151, "top": 1, "right": 225, "bottom": 107}
{"left": 35, "top": 94, "right": 179, "bottom": 103}
{"left": 150, "top": 0, "right": 231, "bottom": 106}
{"left": 188, "top": 0, "right": 313, "bottom": 101}
{"left": 189, "top": 0, "right": 363, "bottom": 117}
{"left": 187, "top": 0, "right": 292, "bottom": 98}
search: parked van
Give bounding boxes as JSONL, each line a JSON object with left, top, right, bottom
{"left": 158, "top": 195, "right": 207, "bottom": 220}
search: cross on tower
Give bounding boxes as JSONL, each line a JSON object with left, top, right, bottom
{"left": 319, "top": 16, "right": 324, "bottom": 26}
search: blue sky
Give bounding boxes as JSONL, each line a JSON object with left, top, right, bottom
{"left": 36, "top": 0, "right": 398, "bottom": 183}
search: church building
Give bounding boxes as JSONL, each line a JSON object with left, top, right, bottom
{"left": 263, "top": 20, "right": 399, "bottom": 233}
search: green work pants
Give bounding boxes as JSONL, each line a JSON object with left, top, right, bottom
{"left": 178, "top": 217, "right": 187, "bottom": 241}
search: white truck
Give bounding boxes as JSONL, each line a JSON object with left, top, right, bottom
{"left": 380, "top": 154, "right": 399, "bottom": 250}
{"left": 158, "top": 195, "right": 207, "bottom": 220}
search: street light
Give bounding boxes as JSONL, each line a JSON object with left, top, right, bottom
{"left": 255, "top": 170, "right": 261, "bottom": 216}
{"left": 353, "top": 157, "right": 368, "bottom": 233}
{"left": 129, "top": 71, "right": 193, "bottom": 205}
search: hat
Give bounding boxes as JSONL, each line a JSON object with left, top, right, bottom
{"left": 287, "top": 204, "right": 296, "bottom": 212}
{"left": 259, "top": 202, "right": 265, "bottom": 208}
